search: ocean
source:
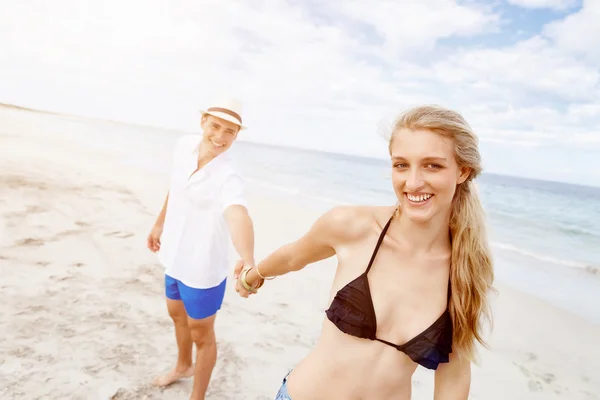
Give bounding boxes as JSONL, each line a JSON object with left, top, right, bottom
{"left": 62, "top": 119, "right": 600, "bottom": 324}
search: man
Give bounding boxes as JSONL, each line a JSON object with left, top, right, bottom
{"left": 146, "top": 96, "right": 255, "bottom": 399}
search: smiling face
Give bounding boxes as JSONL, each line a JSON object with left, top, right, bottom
{"left": 200, "top": 114, "right": 240, "bottom": 155}
{"left": 390, "top": 128, "right": 470, "bottom": 224}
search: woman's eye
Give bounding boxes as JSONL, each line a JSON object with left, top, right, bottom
{"left": 394, "top": 163, "right": 408, "bottom": 169}
{"left": 427, "top": 164, "right": 443, "bottom": 169}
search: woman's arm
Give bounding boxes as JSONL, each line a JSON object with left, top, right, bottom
{"left": 235, "top": 206, "right": 360, "bottom": 296}
{"left": 433, "top": 352, "right": 471, "bottom": 400}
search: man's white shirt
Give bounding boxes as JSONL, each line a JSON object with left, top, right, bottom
{"left": 157, "top": 134, "right": 246, "bottom": 289}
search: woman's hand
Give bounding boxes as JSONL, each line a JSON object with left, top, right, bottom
{"left": 233, "top": 260, "right": 264, "bottom": 298}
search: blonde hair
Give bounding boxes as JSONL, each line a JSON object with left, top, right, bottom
{"left": 388, "top": 105, "right": 495, "bottom": 361}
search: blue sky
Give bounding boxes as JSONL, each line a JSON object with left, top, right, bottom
{"left": 0, "top": 0, "right": 599, "bottom": 186}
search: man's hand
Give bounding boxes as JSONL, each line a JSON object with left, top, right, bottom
{"left": 147, "top": 225, "right": 163, "bottom": 252}
{"left": 233, "top": 259, "right": 245, "bottom": 280}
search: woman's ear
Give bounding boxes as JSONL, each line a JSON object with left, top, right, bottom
{"left": 457, "top": 167, "right": 471, "bottom": 184}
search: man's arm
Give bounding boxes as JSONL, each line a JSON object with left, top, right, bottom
{"left": 155, "top": 193, "right": 169, "bottom": 227}
{"left": 147, "top": 192, "right": 169, "bottom": 252}
{"left": 433, "top": 352, "right": 471, "bottom": 400}
{"left": 223, "top": 204, "right": 255, "bottom": 265}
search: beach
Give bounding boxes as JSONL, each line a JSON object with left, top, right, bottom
{"left": 1, "top": 105, "right": 599, "bottom": 400}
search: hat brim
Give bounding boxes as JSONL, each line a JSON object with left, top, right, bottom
{"left": 200, "top": 110, "right": 246, "bottom": 130}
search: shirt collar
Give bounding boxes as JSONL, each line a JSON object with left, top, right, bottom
{"left": 190, "top": 139, "right": 231, "bottom": 165}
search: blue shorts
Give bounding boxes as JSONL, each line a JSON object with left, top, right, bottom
{"left": 164, "top": 275, "right": 227, "bottom": 320}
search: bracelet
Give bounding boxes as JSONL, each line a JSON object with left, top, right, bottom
{"left": 255, "top": 265, "right": 275, "bottom": 280}
{"left": 240, "top": 267, "right": 266, "bottom": 292}
{"left": 240, "top": 268, "right": 257, "bottom": 293}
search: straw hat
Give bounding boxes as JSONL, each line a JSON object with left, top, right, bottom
{"left": 200, "top": 95, "right": 246, "bottom": 130}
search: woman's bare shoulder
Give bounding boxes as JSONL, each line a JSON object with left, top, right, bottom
{"left": 317, "top": 205, "right": 396, "bottom": 243}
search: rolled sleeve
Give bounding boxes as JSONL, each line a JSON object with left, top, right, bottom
{"left": 220, "top": 173, "right": 247, "bottom": 213}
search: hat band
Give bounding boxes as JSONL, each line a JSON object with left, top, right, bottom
{"left": 207, "top": 107, "right": 242, "bottom": 124}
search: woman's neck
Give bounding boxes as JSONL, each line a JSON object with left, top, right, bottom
{"left": 393, "top": 209, "right": 452, "bottom": 254}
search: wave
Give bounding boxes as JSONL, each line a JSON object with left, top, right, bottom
{"left": 556, "top": 223, "right": 600, "bottom": 238}
{"left": 487, "top": 209, "right": 599, "bottom": 239}
{"left": 491, "top": 241, "right": 599, "bottom": 275}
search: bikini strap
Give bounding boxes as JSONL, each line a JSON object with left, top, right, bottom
{"left": 365, "top": 210, "right": 396, "bottom": 274}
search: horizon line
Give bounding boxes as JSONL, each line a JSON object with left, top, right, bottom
{"left": 2, "top": 101, "right": 598, "bottom": 191}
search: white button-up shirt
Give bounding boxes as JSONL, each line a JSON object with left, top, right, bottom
{"left": 157, "top": 134, "right": 246, "bottom": 289}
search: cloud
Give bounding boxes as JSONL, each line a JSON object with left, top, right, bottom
{"left": 322, "top": 1, "right": 499, "bottom": 57}
{"left": 543, "top": 0, "right": 600, "bottom": 62}
{"left": 430, "top": 36, "right": 599, "bottom": 102}
{"left": 0, "top": 0, "right": 598, "bottom": 185}
{"left": 506, "top": 0, "right": 579, "bottom": 10}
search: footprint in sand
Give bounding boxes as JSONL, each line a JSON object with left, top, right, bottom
{"left": 58, "top": 324, "right": 77, "bottom": 338}
{"left": 55, "top": 229, "right": 84, "bottom": 239}
{"left": 99, "top": 344, "right": 137, "bottom": 365}
{"left": 83, "top": 364, "right": 103, "bottom": 375}
{"left": 207, "top": 342, "right": 245, "bottom": 393}
{"left": 115, "top": 187, "right": 134, "bottom": 196}
{"left": 137, "top": 264, "right": 159, "bottom": 276}
{"left": 114, "top": 301, "right": 132, "bottom": 312}
{"left": 98, "top": 310, "right": 117, "bottom": 319}
{"left": 15, "top": 237, "right": 44, "bottom": 247}
{"left": 528, "top": 380, "right": 543, "bottom": 392}
{"left": 515, "top": 359, "right": 556, "bottom": 393}
{"left": 8, "top": 346, "right": 35, "bottom": 358}
{"left": 104, "top": 231, "right": 134, "bottom": 239}
{"left": 34, "top": 353, "right": 55, "bottom": 364}
{"left": 50, "top": 274, "right": 75, "bottom": 281}
{"left": 254, "top": 341, "right": 285, "bottom": 353}
{"left": 29, "top": 305, "right": 49, "bottom": 313}
{"left": 542, "top": 373, "right": 555, "bottom": 384}
{"left": 25, "top": 205, "right": 46, "bottom": 213}
{"left": 124, "top": 278, "right": 143, "bottom": 285}
{"left": 108, "top": 385, "right": 155, "bottom": 400}
{"left": 515, "top": 364, "right": 530, "bottom": 377}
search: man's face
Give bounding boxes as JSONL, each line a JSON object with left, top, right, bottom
{"left": 200, "top": 114, "right": 240, "bottom": 155}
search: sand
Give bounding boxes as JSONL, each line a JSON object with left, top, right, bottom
{"left": 0, "top": 105, "right": 599, "bottom": 399}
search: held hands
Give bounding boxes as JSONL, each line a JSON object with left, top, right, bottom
{"left": 233, "top": 260, "right": 265, "bottom": 298}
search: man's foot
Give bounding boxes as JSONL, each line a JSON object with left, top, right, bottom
{"left": 152, "top": 365, "right": 194, "bottom": 387}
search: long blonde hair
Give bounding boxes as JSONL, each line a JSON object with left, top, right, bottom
{"left": 388, "top": 105, "right": 495, "bottom": 361}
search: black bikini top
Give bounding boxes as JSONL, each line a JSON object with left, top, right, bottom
{"left": 325, "top": 212, "right": 453, "bottom": 370}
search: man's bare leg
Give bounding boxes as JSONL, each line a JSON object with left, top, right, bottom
{"left": 153, "top": 299, "right": 195, "bottom": 386}
{"left": 188, "top": 314, "right": 218, "bottom": 400}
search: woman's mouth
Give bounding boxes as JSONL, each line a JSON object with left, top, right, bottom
{"left": 405, "top": 193, "right": 433, "bottom": 205}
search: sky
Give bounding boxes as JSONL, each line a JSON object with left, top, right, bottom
{"left": 1, "top": 0, "right": 599, "bottom": 186}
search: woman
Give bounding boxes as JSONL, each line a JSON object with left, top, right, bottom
{"left": 235, "top": 105, "right": 495, "bottom": 399}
